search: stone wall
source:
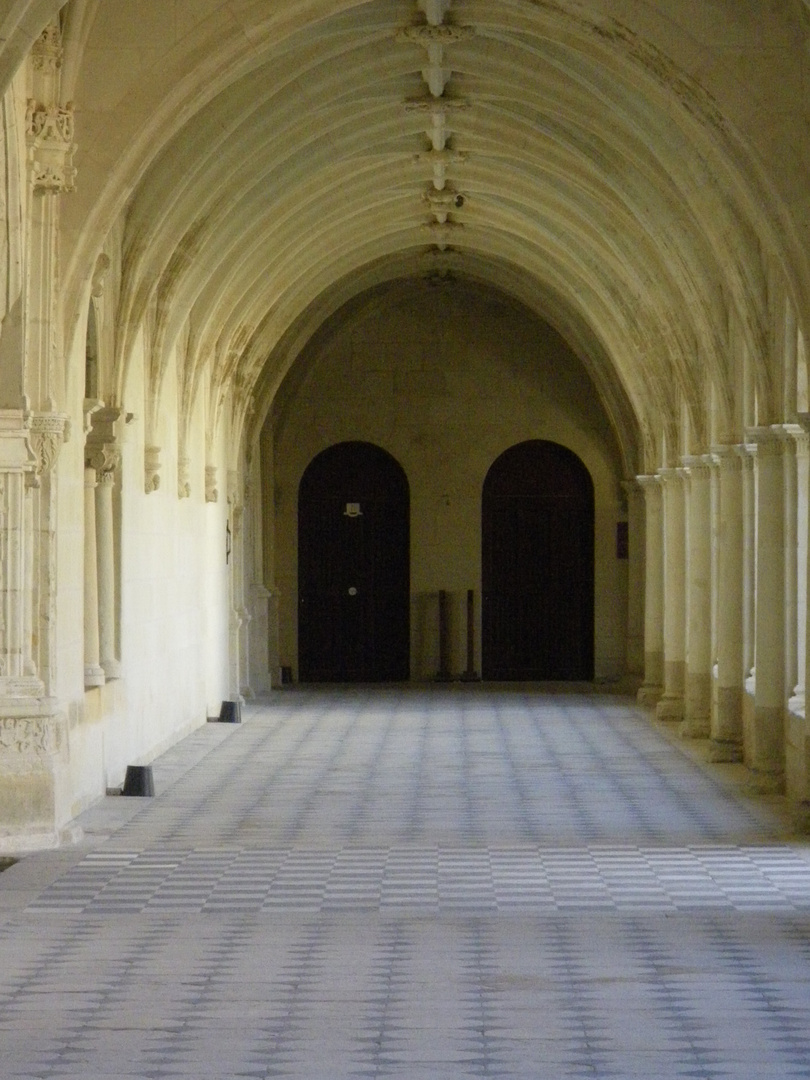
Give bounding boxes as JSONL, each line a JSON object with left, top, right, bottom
{"left": 270, "top": 279, "right": 628, "bottom": 682}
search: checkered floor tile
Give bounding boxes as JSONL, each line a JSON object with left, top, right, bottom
{"left": 2, "top": 686, "right": 810, "bottom": 1079}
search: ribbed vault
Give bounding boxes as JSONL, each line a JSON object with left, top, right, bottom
{"left": 34, "top": 0, "right": 809, "bottom": 472}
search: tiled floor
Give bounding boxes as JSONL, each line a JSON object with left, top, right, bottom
{"left": 2, "top": 686, "right": 810, "bottom": 1078}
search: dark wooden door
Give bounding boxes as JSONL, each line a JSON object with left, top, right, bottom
{"left": 482, "top": 440, "right": 594, "bottom": 680}
{"left": 298, "top": 442, "right": 410, "bottom": 681}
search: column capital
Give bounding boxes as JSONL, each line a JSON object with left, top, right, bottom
{"left": 205, "top": 465, "right": 218, "bottom": 503}
{"left": 656, "top": 466, "right": 686, "bottom": 483}
{"left": 681, "top": 454, "right": 714, "bottom": 478}
{"left": 710, "top": 444, "right": 744, "bottom": 472}
{"left": 746, "top": 425, "right": 790, "bottom": 455}
{"left": 145, "top": 446, "right": 161, "bottom": 493}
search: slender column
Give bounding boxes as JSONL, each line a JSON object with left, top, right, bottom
{"left": 95, "top": 468, "right": 120, "bottom": 679}
{"left": 797, "top": 416, "right": 810, "bottom": 717}
{"left": 83, "top": 466, "right": 104, "bottom": 687}
{"left": 783, "top": 427, "right": 801, "bottom": 702}
{"left": 710, "top": 446, "right": 744, "bottom": 760}
{"left": 682, "top": 456, "right": 713, "bottom": 737}
{"left": 741, "top": 446, "right": 756, "bottom": 684}
{"left": 747, "top": 427, "right": 787, "bottom": 787}
{"left": 636, "top": 475, "right": 663, "bottom": 705}
{"left": 623, "top": 479, "right": 645, "bottom": 676}
{"left": 656, "top": 468, "right": 686, "bottom": 721}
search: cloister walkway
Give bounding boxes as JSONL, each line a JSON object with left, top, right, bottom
{"left": 2, "top": 686, "right": 810, "bottom": 1079}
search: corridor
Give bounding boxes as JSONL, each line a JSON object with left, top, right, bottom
{"left": 2, "top": 687, "right": 810, "bottom": 1079}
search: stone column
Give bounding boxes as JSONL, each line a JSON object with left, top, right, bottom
{"left": 747, "top": 427, "right": 787, "bottom": 787}
{"left": 83, "top": 465, "right": 104, "bottom": 687}
{"left": 228, "top": 471, "right": 246, "bottom": 702}
{"left": 86, "top": 409, "right": 122, "bottom": 680}
{"left": 741, "top": 446, "right": 756, "bottom": 685}
{"left": 782, "top": 426, "right": 802, "bottom": 705}
{"left": 95, "top": 466, "right": 120, "bottom": 679}
{"left": 622, "top": 479, "right": 645, "bottom": 677}
{"left": 710, "top": 446, "right": 744, "bottom": 760}
{"left": 636, "top": 475, "right": 663, "bottom": 705}
{"left": 682, "top": 455, "right": 712, "bottom": 737}
{"left": 796, "top": 417, "right": 810, "bottom": 716}
{"left": 656, "top": 468, "right": 686, "bottom": 721}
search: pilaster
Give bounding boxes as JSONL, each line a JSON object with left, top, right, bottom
{"left": 656, "top": 467, "right": 686, "bottom": 721}
{"left": 681, "top": 455, "right": 713, "bottom": 738}
{"left": 709, "top": 445, "right": 744, "bottom": 761}
{"left": 622, "top": 479, "right": 645, "bottom": 676}
{"left": 636, "top": 474, "right": 663, "bottom": 706}
{"left": 746, "top": 427, "right": 787, "bottom": 789}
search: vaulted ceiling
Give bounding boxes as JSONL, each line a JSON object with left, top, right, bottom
{"left": 4, "top": 0, "right": 809, "bottom": 470}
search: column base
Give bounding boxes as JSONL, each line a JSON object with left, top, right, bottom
{"left": 656, "top": 695, "right": 684, "bottom": 722}
{"left": 745, "top": 767, "right": 785, "bottom": 796}
{"left": 680, "top": 715, "right": 710, "bottom": 739}
{"left": 637, "top": 684, "right": 663, "bottom": 707}
{"left": 712, "top": 684, "right": 743, "bottom": 745}
{"left": 708, "top": 738, "right": 743, "bottom": 763}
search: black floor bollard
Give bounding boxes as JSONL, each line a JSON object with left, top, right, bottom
{"left": 219, "top": 700, "right": 242, "bottom": 723}
{"left": 122, "top": 764, "right": 154, "bottom": 797}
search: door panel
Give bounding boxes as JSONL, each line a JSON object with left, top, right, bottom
{"left": 482, "top": 441, "right": 594, "bottom": 680}
{"left": 298, "top": 442, "right": 409, "bottom": 681}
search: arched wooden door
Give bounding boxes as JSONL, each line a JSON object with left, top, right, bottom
{"left": 298, "top": 441, "right": 410, "bottom": 682}
{"left": 482, "top": 440, "right": 594, "bottom": 680}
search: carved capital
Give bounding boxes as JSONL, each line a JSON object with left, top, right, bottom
{"left": 205, "top": 465, "right": 218, "bottom": 503}
{"left": 28, "top": 411, "right": 68, "bottom": 482}
{"left": 31, "top": 21, "right": 62, "bottom": 74}
{"left": 710, "top": 444, "right": 744, "bottom": 473}
{"left": 26, "top": 100, "right": 76, "bottom": 194}
{"left": 178, "top": 455, "right": 191, "bottom": 499}
{"left": 87, "top": 444, "right": 120, "bottom": 479}
{"left": 227, "top": 468, "right": 241, "bottom": 509}
{"left": 145, "top": 446, "right": 161, "bottom": 493}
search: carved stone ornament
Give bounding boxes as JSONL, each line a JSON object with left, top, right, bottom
{"left": 31, "top": 21, "right": 62, "bottom": 73}
{"left": 421, "top": 220, "right": 463, "bottom": 251}
{"left": 87, "top": 444, "right": 120, "bottom": 479}
{"left": 405, "top": 97, "right": 468, "bottom": 113}
{"left": 396, "top": 25, "right": 474, "bottom": 46}
{"left": 28, "top": 412, "right": 68, "bottom": 486}
{"left": 145, "top": 446, "right": 161, "bottom": 493}
{"left": 26, "top": 100, "right": 76, "bottom": 193}
{"left": 205, "top": 465, "right": 219, "bottom": 503}
{"left": 0, "top": 716, "right": 60, "bottom": 757}
{"left": 91, "top": 253, "right": 111, "bottom": 298}
{"left": 178, "top": 455, "right": 191, "bottom": 499}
